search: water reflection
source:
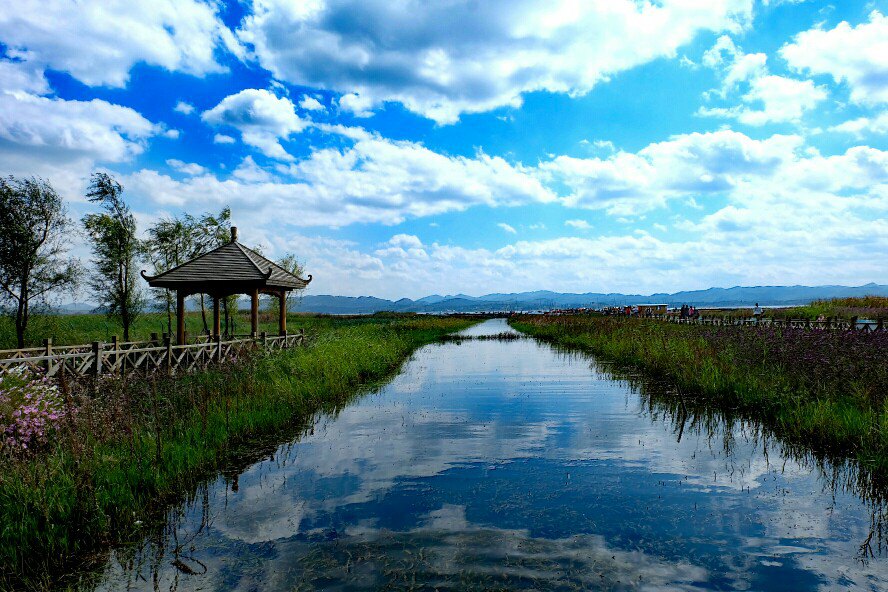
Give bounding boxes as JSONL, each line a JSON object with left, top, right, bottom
{"left": 81, "top": 319, "right": 887, "bottom": 590}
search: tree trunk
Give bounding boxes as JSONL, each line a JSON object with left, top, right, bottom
{"left": 200, "top": 294, "right": 209, "bottom": 334}
{"left": 15, "top": 292, "right": 27, "bottom": 349}
{"left": 166, "top": 290, "right": 172, "bottom": 335}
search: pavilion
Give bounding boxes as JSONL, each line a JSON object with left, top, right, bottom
{"left": 141, "top": 227, "right": 312, "bottom": 344}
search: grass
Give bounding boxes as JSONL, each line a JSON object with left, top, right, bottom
{"left": 696, "top": 296, "right": 888, "bottom": 322}
{"left": 0, "top": 308, "right": 373, "bottom": 350}
{"left": 0, "top": 314, "right": 475, "bottom": 589}
{"left": 768, "top": 296, "right": 888, "bottom": 321}
{"left": 510, "top": 314, "right": 888, "bottom": 476}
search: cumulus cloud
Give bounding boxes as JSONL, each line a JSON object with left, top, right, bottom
{"left": 123, "top": 129, "right": 554, "bottom": 227}
{"left": 540, "top": 130, "right": 803, "bottom": 214}
{"left": 497, "top": 222, "right": 517, "bottom": 234}
{"left": 829, "top": 111, "right": 888, "bottom": 137}
{"left": 0, "top": 0, "right": 240, "bottom": 88}
{"left": 565, "top": 219, "right": 592, "bottom": 230}
{"left": 299, "top": 95, "right": 325, "bottom": 111}
{"left": 165, "top": 158, "right": 207, "bottom": 176}
{"left": 338, "top": 93, "right": 374, "bottom": 118}
{"left": 202, "top": 89, "right": 309, "bottom": 160}
{"left": 0, "top": 92, "right": 159, "bottom": 170}
{"left": 174, "top": 101, "right": 195, "bottom": 115}
{"left": 213, "top": 133, "right": 236, "bottom": 144}
{"left": 699, "top": 37, "right": 827, "bottom": 125}
{"left": 237, "top": 0, "right": 755, "bottom": 124}
{"left": 781, "top": 11, "right": 888, "bottom": 105}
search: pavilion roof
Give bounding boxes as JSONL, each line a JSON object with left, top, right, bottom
{"left": 142, "top": 229, "right": 311, "bottom": 293}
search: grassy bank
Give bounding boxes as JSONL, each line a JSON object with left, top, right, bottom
{"left": 510, "top": 315, "right": 888, "bottom": 473}
{"left": 0, "top": 309, "right": 367, "bottom": 349}
{"left": 0, "top": 315, "right": 474, "bottom": 589}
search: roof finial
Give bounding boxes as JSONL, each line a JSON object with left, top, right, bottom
{"left": 231, "top": 226, "right": 238, "bottom": 243}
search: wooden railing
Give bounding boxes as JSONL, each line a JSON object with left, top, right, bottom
{"left": 0, "top": 330, "right": 306, "bottom": 380}
{"left": 647, "top": 315, "right": 884, "bottom": 332}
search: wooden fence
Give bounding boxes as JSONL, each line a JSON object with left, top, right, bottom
{"left": 0, "top": 330, "right": 306, "bottom": 380}
{"left": 650, "top": 315, "right": 884, "bottom": 332}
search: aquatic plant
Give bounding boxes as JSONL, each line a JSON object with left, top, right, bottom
{"left": 511, "top": 315, "right": 888, "bottom": 471}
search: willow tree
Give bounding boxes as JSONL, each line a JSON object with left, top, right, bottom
{"left": 82, "top": 173, "right": 143, "bottom": 341}
{"left": 0, "top": 176, "right": 79, "bottom": 347}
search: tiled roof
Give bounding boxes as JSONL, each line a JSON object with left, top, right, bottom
{"left": 143, "top": 241, "right": 311, "bottom": 290}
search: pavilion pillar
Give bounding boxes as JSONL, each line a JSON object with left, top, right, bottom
{"left": 212, "top": 296, "right": 221, "bottom": 337}
{"left": 279, "top": 290, "right": 287, "bottom": 336}
{"left": 250, "top": 288, "right": 259, "bottom": 337}
{"left": 176, "top": 290, "right": 186, "bottom": 345}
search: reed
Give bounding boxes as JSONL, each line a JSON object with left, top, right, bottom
{"left": 510, "top": 315, "right": 888, "bottom": 473}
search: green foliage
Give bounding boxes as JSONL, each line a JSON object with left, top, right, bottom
{"left": 0, "top": 176, "right": 79, "bottom": 347}
{"left": 0, "top": 316, "right": 475, "bottom": 587}
{"left": 81, "top": 173, "right": 143, "bottom": 341}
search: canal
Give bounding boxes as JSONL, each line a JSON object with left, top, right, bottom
{"left": 85, "top": 319, "right": 887, "bottom": 590}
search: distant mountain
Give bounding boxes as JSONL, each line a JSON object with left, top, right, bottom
{"left": 296, "top": 284, "right": 888, "bottom": 314}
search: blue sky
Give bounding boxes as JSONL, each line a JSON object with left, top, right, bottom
{"left": 1, "top": 0, "right": 886, "bottom": 299}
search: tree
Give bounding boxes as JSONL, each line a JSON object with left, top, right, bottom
{"left": 82, "top": 173, "right": 143, "bottom": 341}
{"left": 0, "top": 176, "right": 79, "bottom": 347}
{"left": 189, "top": 207, "right": 231, "bottom": 334}
{"left": 266, "top": 253, "right": 306, "bottom": 319}
{"left": 144, "top": 216, "right": 194, "bottom": 335}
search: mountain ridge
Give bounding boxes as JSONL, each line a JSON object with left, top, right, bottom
{"left": 294, "top": 283, "right": 888, "bottom": 314}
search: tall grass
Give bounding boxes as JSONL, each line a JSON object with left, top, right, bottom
{"left": 0, "top": 315, "right": 474, "bottom": 589}
{"left": 510, "top": 315, "right": 888, "bottom": 473}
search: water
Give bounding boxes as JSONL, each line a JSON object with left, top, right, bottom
{"left": 84, "top": 319, "right": 887, "bottom": 590}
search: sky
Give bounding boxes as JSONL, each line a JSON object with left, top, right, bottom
{"left": 0, "top": 0, "right": 886, "bottom": 300}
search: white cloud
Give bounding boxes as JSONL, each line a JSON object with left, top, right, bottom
{"left": 781, "top": 11, "right": 888, "bottom": 105}
{"left": 299, "top": 95, "right": 325, "bottom": 111}
{"left": 123, "top": 129, "right": 554, "bottom": 227}
{"left": 0, "top": 0, "right": 240, "bottom": 88}
{"left": 213, "top": 133, "right": 236, "bottom": 144}
{"left": 700, "top": 37, "right": 826, "bottom": 125}
{"left": 165, "top": 158, "right": 207, "bottom": 176}
{"left": 700, "top": 75, "right": 827, "bottom": 125}
{"left": 202, "top": 89, "right": 309, "bottom": 160}
{"left": 540, "top": 130, "right": 803, "bottom": 214}
{"left": 238, "top": 0, "right": 754, "bottom": 124}
{"left": 497, "top": 222, "right": 517, "bottom": 234}
{"left": 174, "top": 101, "right": 195, "bottom": 115}
{"left": 0, "top": 92, "right": 159, "bottom": 169}
{"left": 338, "top": 93, "right": 374, "bottom": 118}
{"left": 829, "top": 111, "right": 888, "bottom": 137}
{"left": 565, "top": 219, "right": 592, "bottom": 230}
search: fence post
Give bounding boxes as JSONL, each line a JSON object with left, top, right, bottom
{"left": 92, "top": 341, "right": 103, "bottom": 376}
{"left": 260, "top": 331, "right": 267, "bottom": 348}
{"left": 151, "top": 332, "right": 158, "bottom": 344}
{"left": 878, "top": 318, "right": 884, "bottom": 332}
{"left": 43, "top": 338, "right": 52, "bottom": 374}
{"left": 215, "top": 334, "right": 222, "bottom": 362}
{"left": 111, "top": 335, "right": 119, "bottom": 374}
{"left": 164, "top": 335, "right": 172, "bottom": 376}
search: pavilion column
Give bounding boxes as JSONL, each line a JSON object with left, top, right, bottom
{"left": 278, "top": 290, "right": 287, "bottom": 336}
{"left": 250, "top": 288, "right": 259, "bottom": 337}
{"left": 212, "top": 296, "right": 221, "bottom": 337}
{"left": 176, "top": 290, "right": 186, "bottom": 345}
